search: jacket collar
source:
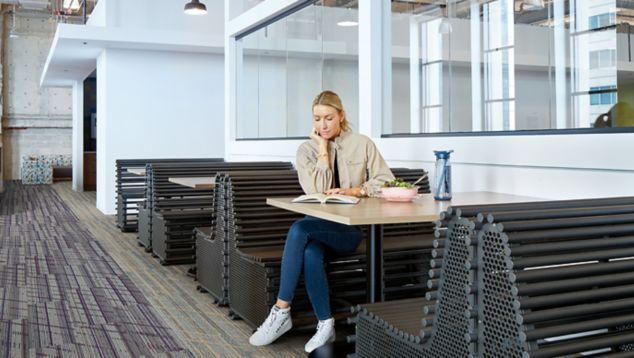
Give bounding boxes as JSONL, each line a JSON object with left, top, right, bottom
{"left": 332, "top": 129, "right": 351, "bottom": 149}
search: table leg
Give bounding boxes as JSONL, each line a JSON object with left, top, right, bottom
{"left": 367, "top": 224, "right": 384, "bottom": 303}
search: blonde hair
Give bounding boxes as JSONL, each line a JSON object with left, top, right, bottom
{"left": 312, "top": 90, "right": 351, "bottom": 132}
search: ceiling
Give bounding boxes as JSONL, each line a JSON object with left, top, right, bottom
{"left": 0, "top": 0, "right": 97, "bottom": 20}
{"left": 323, "top": 0, "right": 634, "bottom": 29}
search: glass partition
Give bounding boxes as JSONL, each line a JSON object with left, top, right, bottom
{"left": 384, "top": 0, "right": 632, "bottom": 135}
{"left": 235, "top": 1, "right": 359, "bottom": 139}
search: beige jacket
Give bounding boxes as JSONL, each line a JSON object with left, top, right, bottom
{"left": 296, "top": 130, "right": 394, "bottom": 195}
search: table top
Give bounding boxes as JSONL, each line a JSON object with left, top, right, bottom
{"left": 168, "top": 176, "right": 215, "bottom": 189}
{"left": 266, "top": 192, "right": 543, "bottom": 225}
{"left": 127, "top": 168, "right": 146, "bottom": 176}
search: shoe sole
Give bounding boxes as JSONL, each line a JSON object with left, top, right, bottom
{"left": 304, "top": 332, "right": 336, "bottom": 353}
{"left": 249, "top": 322, "right": 293, "bottom": 346}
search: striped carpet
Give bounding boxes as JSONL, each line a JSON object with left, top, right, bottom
{"left": 51, "top": 182, "right": 308, "bottom": 357}
{"left": 0, "top": 182, "right": 192, "bottom": 357}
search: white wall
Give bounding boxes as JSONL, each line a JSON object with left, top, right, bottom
{"left": 96, "top": 49, "right": 225, "bottom": 214}
{"left": 226, "top": 132, "right": 634, "bottom": 200}
{"left": 87, "top": 0, "right": 106, "bottom": 26}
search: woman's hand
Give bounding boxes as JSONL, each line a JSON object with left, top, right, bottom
{"left": 309, "top": 128, "right": 329, "bottom": 148}
{"left": 324, "top": 187, "right": 362, "bottom": 197}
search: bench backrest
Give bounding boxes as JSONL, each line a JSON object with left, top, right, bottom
{"left": 144, "top": 162, "right": 294, "bottom": 214}
{"left": 474, "top": 198, "right": 634, "bottom": 358}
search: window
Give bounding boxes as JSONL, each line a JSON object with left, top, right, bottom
{"left": 588, "top": 13, "right": 615, "bottom": 30}
{"left": 589, "top": 49, "right": 616, "bottom": 69}
{"left": 235, "top": 1, "right": 359, "bottom": 139}
{"left": 382, "top": 0, "right": 630, "bottom": 135}
{"left": 590, "top": 86, "right": 617, "bottom": 106}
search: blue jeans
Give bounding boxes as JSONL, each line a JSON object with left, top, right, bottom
{"left": 277, "top": 216, "right": 363, "bottom": 320}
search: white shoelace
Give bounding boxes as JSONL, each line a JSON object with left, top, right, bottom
{"left": 259, "top": 309, "right": 287, "bottom": 334}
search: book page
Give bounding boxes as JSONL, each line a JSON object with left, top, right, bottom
{"left": 324, "top": 194, "right": 359, "bottom": 204}
{"left": 292, "top": 194, "right": 327, "bottom": 203}
{"left": 292, "top": 193, "right": 358, "bottom": 204}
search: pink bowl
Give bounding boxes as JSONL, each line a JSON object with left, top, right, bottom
{"left": 380, "top": 187, "right": 419, "bottom": 202}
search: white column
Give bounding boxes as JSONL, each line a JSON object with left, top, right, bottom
{"left": 409, "top": 16, "right": 421, "bottom": 133}
{"left": 225, "top": 0, "right": 236, "bottom": 160}
{"left": 72, "top": 80, "right": 84, "bottom": 191}
{"left": 381, "top": 0, "right": 392, "bottom": 136}
{"left": 554, "top": 0, "right": 567, "bottom": 128}
{"left": 96, "top": 50, "right": 108, "bottom": 213}
{"left": 470, "top": 1, "right": 482, "bottom": 131}
{"left": 359, "top": 0, "right": 390, "bottom": 138}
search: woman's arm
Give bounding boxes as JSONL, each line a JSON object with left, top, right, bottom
{"left": 361, "top": 139, "right": 394, "bottom": 197}
{"left": 296, "top": 141, "right": 333, "bottom": 194}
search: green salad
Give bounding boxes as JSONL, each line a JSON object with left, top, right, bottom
{"left": 383, "top": 178, "right": 416, "bottom": 188}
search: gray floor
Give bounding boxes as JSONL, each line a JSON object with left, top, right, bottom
{"left": 51, "top": 182, "right": 308, "bottom": 357}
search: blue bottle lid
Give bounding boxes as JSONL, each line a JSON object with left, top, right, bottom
{"left": 433, "top": 150, "right": 454, "bottom": 159}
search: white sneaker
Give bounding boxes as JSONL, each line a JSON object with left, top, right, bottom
{"left": 304, "top": 318, "right": 336, "bottom": 353}
{"left": 249, "top": 306, "right": 292, "bottom": 346}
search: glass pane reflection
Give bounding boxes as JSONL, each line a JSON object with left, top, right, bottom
{"left": 383, "top": 0, "right": 631, "bottom": 135}
{"left": 235, "top": 1, "right": 359, "bottom": 139}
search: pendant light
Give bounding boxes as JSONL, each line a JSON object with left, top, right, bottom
{"left": 184, "top": 0, "right": 207, "bottom": 15}
{"left": 438, "top": 3, "right": 452, "bottom": 35}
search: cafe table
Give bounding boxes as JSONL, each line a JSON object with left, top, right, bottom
{"left": 127, "top": 167, "right": 146, "bottom": 176}
{"left": 267, "top": 191, "right": 542, "bottom": 303}
{"left": 167, "top": 176, "right": 216, "bottom": 189}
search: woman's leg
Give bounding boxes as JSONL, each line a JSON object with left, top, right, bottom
{"left": 252, "top": 217, "right": 361, "bottom": 348}
{"left": 303, "top": 241, "right": 329, "bottom": 320}
{"left": 277, "top": 218, "right": 313, "bottom": 304}
{"left": 277, "top": 217, "right": 362, "bottom": 306}
{"left": 300, "top": 220, "right": 362, "bottom": 353}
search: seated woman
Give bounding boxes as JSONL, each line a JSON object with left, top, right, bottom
{"left": 249, "top": 90, "right": 394, "bottom": 352}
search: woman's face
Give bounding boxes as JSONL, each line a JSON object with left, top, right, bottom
{"left": 313, "top": 104, "right": 343, "bottom": 140}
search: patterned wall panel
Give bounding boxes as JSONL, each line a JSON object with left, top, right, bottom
{"left": 21, "top": 154, "right": 72, "bottom": 184}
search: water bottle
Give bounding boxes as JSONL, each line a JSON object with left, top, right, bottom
{"left": 433, "top": 150, "right": 453, "bottom": 200}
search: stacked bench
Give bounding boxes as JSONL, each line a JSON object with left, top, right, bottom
{"left": 352, "top": 197, "right": 634, "bottom": 358}
{"left": 115, "top": 158, "right": 222, "bottom": 232}
{"left": 138, "top": 162, "right": 293, "bottom": 264}
{"left": 137, "top": 161, "right": 219, "bottom": 252}
{"left": 470, "top": 197, "right": 634, "bottom": 358}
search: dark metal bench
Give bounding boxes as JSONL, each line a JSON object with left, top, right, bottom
{"left": 353, "top": 196, "right": 634, "bottom": 358}
{"left": 115, "top": 158, "right": 222, "bottom": 232}
{"left": 142, "top": 162, "right": 294, "bottom": 264}
{"left": 223, "top": 169, "right": 434, "bottom": 329}
{"left": 352, "top": 207, "right": 478, "bottom": 358}
{"left": 471, "top": 197, "right": 634, "bottom": 358}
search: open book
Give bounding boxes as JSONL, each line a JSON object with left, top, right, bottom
{"left": 292, "top": 193, "right": 360, "bottom": 204}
